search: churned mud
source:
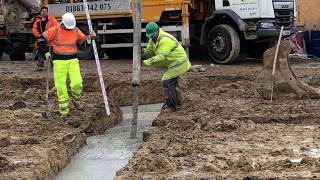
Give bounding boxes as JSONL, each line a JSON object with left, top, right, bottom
{"left": 1, "top": 59, "right": 320, "bottom": 179}
{"left": 115, "top": 58, "right": 320, "bottom": 179}
{"left": 0, "top": 60, "right": 162, "bottom": 179}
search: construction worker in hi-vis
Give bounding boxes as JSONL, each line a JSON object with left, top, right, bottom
{"left": 142, "top": 22, "right": 191, "bottom": 111}
{"left": 32, "top": 6, "right": 58, "bottom": 70}
{"left": 38, "top": 12, "right": 96, "bottom": 118}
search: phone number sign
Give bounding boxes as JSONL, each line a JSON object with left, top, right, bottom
{"left": 48, "top": 0, "right": 132, "bottom": 17}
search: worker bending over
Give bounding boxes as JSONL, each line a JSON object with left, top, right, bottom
{"left": 142, "top": 22, "right": 191, "bottom": 111}
{"left": 38, "top": 12, "right": 95, "bottom": 117}
{"left": 32, "top": 6, "right": 58, "bottom": 70}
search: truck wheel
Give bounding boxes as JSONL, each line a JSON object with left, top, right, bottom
{"left": 77, "top": 43, "right": 94, "bottom": 60}
{"left": 10, "top": 51, "right": 25, "bottom": 61}
{"left": 105, "top": 48, "right": 132, "bottom": 59}
{"left": 207, "top": 24, "right": 240, "bottom": 64}
{"left": 244, "top": 42, "right": 269, "bottom": 59}
{"left": 77, "top": 24, "right": 105, "bottom": 60}
{"left": 77, "top": 25, "right": 94, "bottom": 60}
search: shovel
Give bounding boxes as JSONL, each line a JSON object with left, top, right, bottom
{"left": 42, "top": 56, "right": 51, "bottom": 118}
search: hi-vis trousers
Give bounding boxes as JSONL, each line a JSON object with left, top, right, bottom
{"left": 53, "top": 58, "right": 83, "bottom": 115}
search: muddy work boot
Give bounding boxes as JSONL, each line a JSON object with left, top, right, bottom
{"left": 36, "top": 62, "right": 44, "bottom": 71}
{"left": 59, "top": 113, "right": 70, "bottom": 120}
{"left": 175, "top": 87, "right": 183, "bottom": 106}
{"left": 36, "top": 55, "right": 45, "bottom": 71}
{"left": 72, "top": 99, "right": 84, "bottom": 111}
{"left": 162, "top": 107, "right": 176, "bottom": 113}
{"left": 68, "top": 120, "right": 81, "bottom": 128}
{"left": 161, "top": 103, "right": 176, "bottom": 113}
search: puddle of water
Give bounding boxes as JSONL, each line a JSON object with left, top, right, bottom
{"left": 289, "top": 158, "right": 302, "bottom": 163}
{"left": 54, "top": 103, "right": 162, "bottom": 180}
{"left": 310, "top": 149, "right": 320, "bottom": 158}
{"left": 289, "top": 146, "right": 302, "bottom": 163}
{"left": 302, "top": 125, "right": 316, "bottom": 130}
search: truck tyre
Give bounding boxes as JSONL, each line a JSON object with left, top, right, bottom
{"left": 207, "top": 24, "right": 240, "bottom": 64}
{"left": 244, "top": 42, "right": 269, "bottom": 59}
{"left": 77, "top": 25, "right": 94, "bottom": 60}
{"left": 77, "top": 43, "right": 94, "bottom": 60}
{"left": 10, "top": 51, "right": 25, "bottom": 61}
{"left": 77, "top": 24, "right": 104, "bottom": 60}
{"left": 105, "top": 48, "right": 132, "bottom": 59}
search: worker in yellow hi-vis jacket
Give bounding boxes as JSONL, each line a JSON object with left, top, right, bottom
{"left": 142, "top": 22, "right": 191, "bottom": 111}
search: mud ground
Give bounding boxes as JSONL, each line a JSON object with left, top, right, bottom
{"left": 115, "top": 58, "right": 320, "bottom": 179}
{"left": 0, "top": 60, "right": 163, "bottom": 179}
{"left": 1, "top": 58, "right": 320, "bottom": 179}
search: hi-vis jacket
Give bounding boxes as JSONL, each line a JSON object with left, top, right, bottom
{"left": 142, "top": 28, "right": 191, "bottom": 81}
{"left": 42, "top": 23, "right": 86, "bottom": 58}
{"left": 32, "top": 15, "right": 58, "bottom": 38}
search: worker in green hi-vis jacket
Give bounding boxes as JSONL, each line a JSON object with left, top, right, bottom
{"left": 142, "top": 22, "right": 192, "bottom": 112}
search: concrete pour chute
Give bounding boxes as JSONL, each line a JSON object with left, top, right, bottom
{"left": 54, "top": 104, "right": 162, "bottom": 180}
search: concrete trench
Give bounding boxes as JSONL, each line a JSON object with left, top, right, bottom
{"left": 54, "top": 103, "right": 163, "bottom": 180}
{"left": 0, "top": 63, "right": 165, "bottom": 180}
{"left": 4, "top": 60, "right": 320, "bottom": 179}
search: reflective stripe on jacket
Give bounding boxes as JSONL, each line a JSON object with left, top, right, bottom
{"left": 142, "top": 28, "right": 191, "bottom": 81}
{"left": 43, "top": 23, "right": 86, "bottom": 56}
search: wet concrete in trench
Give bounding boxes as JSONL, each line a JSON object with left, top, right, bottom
{"left": 54, "top": 103, "right": 162, "bottom": 180}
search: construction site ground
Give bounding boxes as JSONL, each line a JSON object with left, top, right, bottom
{"left": 1, "top": 57, "right": 320, "bottom": 179}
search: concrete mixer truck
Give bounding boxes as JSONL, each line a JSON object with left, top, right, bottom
{"left": 0, "top": 0, "right": 39, "bottom": 60}
{"left": 43, "top": 0, "right": 295, "bottom": 63}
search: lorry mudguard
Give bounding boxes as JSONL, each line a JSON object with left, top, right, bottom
{"left": 200, "top": 9, "right": 245, "bottom": 45}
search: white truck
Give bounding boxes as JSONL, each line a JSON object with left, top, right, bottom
{"left": 0, "top": 0, "right": 39, "bottom": 60}
{"left": 199, "top": 0, "right": 295, "bottom": 63}
{"left": 45, "top": 0, "right": 296, "bottom": 63}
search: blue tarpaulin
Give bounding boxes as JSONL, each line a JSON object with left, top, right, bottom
{"left": 303, "top": 30, "right": 320, "bottom": 58}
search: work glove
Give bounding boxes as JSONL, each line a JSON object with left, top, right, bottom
{"left": 86, "top": 37, "right": 92, "bottom": 45}
{"left": 45, "top": 52, "right": 51, "bottom": 61}
{"left": 86, "top": 30, "right": 97, "bottom": 45}
{"left": 90, "top": 30, "right": 96, "bottom": 38}
{"left": 143, "top": 59, "right": 152, "bottom": 66}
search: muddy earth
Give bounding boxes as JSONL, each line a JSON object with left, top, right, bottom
{"left": 0, "top": 60, "right": 163, "bottom": 179}
{"left": 1, "top": 58, "right": 320, "bottom": 179}
{"left": 115, "top": 58, "right": 320, "bottom": 179}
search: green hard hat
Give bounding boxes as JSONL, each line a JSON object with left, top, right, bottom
{"left": 146, "top": 22, "right": 159, "bottom": 38}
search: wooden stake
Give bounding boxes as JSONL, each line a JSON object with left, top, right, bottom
{"left": 131, "top": 0, "right": 142, "bottom": 139}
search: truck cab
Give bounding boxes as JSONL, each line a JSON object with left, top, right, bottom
{"left": 44, "top": 0, "right": 295, "bottom": 63}
{"left": 199, "top": 0, "right": 295, "bottom": 63}
{"left": 0, "top": 0, "right": 36, "bottom": 60}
